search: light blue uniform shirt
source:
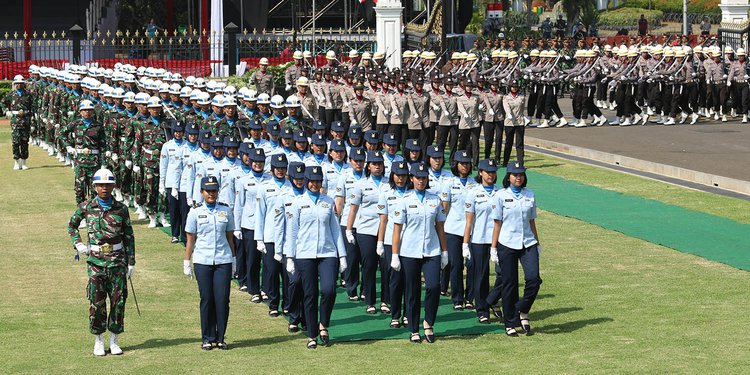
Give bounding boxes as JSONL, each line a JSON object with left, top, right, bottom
{"left": 465, "top": 184, "right": 500, "bottom": 244}
{"left": 185, "top": 203, "right": 236, "bottom": 265}
{"left": 217, "top": 158, "right": 242, "bottom": 207}
{"left": 274, "top": 185, "right": 305, "bottom": 257}
{"left": 392, "top": 190, "right": 447, "bottom": 259}
{"left": 234, "top": 172, "right": 272, "bottom": 230}
{"left": 181, "top": 147, "right": 211, "bottom": 196}
{"left": 192, "top": 156, "right": 225, "bottom": 204}
{"left": 322, "top": 161, "right": 350, "bottom": 198}
{"left": 442, "top": 176, "right": 478, "bottom": 236}
{"left": 254, "top": 178, "right": 292, "bottom": 242}
{"left": 349, "top": 175, "right": 390, "bottom": 236}
{"left": 159, "top": 139, "right": 187, "bottom": 189}
{"left": 382, "top": 153, "right": 404, "bottom": 179}
{"left": 303, "top": 154, "right": 331, "bottom": 168}
{"left": 429, "top": 168, "right": 454, "bottom": 197}
{"left": 285, "top": 192, "right": 347, "bottom": 259}
{"left": 175, "top": 142, "right": 200, "bottom": 192}
{"left": 493, "top": 188, "right": 538, "bottom": 250}
{"left": 287, "top": 150, "right": 312, "bottom": 164}
{"left": 335, "top": 168, "right": 365, "bottom": 226}
{"left": 221, "top": 165, "right": 252, "bottom": 210}
{"left": 376, "top": 185, "right": 408, "bottom": 246}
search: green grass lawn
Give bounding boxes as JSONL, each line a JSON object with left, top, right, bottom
{"left": 1, "top": 123, "right": 749, "bottom": 374}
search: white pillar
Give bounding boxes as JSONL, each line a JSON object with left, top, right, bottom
{"left": 374, "top": 0, "right": 403, "bottom": 69}
{"left": 719, "top": 0, "right": 750, "bottom": 24}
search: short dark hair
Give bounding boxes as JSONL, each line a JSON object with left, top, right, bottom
{"left": 389, "top": 173, "right": 412, "bottom": 190}
{"left": 475, "top": 170, "right": 498, "bottom": 184}
{"left": 502, "top": 172, "right": 528, "bottom": 188}
{"left": 451, "top": 162, "right": 473, "bottom": 178}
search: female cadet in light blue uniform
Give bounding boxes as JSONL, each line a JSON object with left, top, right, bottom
{"left": 182, "top": 129, "right": 213, "bottom": 209}
{"left": 344, "top": 126, "right": 363, "bottom": 155}
{"left": 227, "top": 142, "right": 254, "bottom": 289}
{"left": 462, "top": 159, "right": 500, "bottom": 324}
{"left": 403, "top": 139, "right": 423, "bottom": 167}
{"left": 288, "top": 131, "right": 312, "bottom": 164}
{"left": 426, "top": 145, "right": 453, "bottom": 193}
{"left": 377, "top": 161, "right": 410, "bottom": 328}
{"left": 381, "top": 133, "right": 404, "bottom": 179}
{"left": 321, "top": 139, "right": 349, "bottom": 199}
{"left": 303, "top": 134, "right": 330, "bottom": 168}
{"left": 159, "top": 121, "right": 186, "bottom": 243}
{"left": 345, "top": 150, "right": 390, "bottom": 314}
{"left": 285, "top": 166, "right": 347, "bottom": 349}
{"left": 254, "top": 153, "right": 290, "bottom": 317}
{"left": 363, "top": 130, "right": 381, "bottom": 152}
{"left": 183, "top": 176, "right": 236, "bottom": 350}
{"left": 490, "top": 161, "right": 542, "bottom": 337}
{"left": 275, "top": 162, "right": 307, "bottom": 332}
{"left": 335, "top": 147, "right": 366, "bottom": 300}
{"left": 217, "top": 136, "right": 243, "bottom": 208}
{"left": 191, "top": 135, "right": 225, "bottom": 205}
{"left": 233, "top": 148, "right": 271, "bottom": 302}
{"left": 390, "top": 162, "right": 448, "bottom": 344}
{"left": 441, "top": 150, "right": 477, "bottom": 309}
{"left": 176, "top": 123, "right": 201, "bottom": 244}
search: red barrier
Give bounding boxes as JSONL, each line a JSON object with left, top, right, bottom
{"left": 88, "top": 58, "right": 221, "bottom": 77}
{"left": 240, "top": 55, "right": 351, "bottom": 69}
{"left": 1, "top": 59, "right": 68, "bottom": 80}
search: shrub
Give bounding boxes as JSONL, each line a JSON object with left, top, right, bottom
{"left": 599, "top": 7, "right": 663, "bottom": 28}
{"left": 618, "top": 0, "right": 720, "bottom": 14}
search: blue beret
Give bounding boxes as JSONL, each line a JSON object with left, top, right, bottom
{"left": 409, "top": 162, "right": 429, "bottom": 177}
{"left": 454, "top": 150, "right": 472, "bottom": 163}
{"left": 270, "top": 153, "right": 289, "bottom": 169}
{"left": 506, "top": 161, "right": 527, "bottom": 174}
{"left": 478, "top": 158, "right": 498, "bottom": 172}
{"left": 288, "top": 162, "right": 306, "bottom": 179}
{"left": 201, "top": 176, "right": 220, "bottom": 191}
{"left": 349, "top": 147, "right": 366, "bottom": 161}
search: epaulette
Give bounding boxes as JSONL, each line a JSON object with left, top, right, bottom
{"left": 218, "top": 202, "right": 229, "bottom": 207}
{"left": 195, "top": 202, "right": 203, "bottom": 207}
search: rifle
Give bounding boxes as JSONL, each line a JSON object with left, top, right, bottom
{"left": 425, "top": 51, "right": 446, "bottom": 77}
{"left": 460, "top": 58, "right": 480, "bottom": 75}
{"left": 129, "top": 276, "right": 142, "bottom": 317}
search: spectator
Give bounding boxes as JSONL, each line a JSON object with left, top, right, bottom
{"left": 555, "top": 15, "right": 567, "bottom": 38}
{"left": 701, "top": 16, "right": 711, "bottom": 36}
{"left": 280, "top": 43, "right": 293, "bottom": 60}
{"left": 638, "top": 14, "right": 648, "bottom": 36}
{"left": 541, "top": 17, "right": 552, "bottom": 38}
{"left": 147, "top": 19, "right": 159, "bottom": 37}
{"left": 589, "top": 20, "right": 599, "bottom": 37}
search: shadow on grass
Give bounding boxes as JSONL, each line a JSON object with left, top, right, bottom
{"left": 231, "top": 333, "right": 304, "bottom": 348}
{"left": 534, "top": 317, "right": 614, "bottom": 334}
{"left": 534, "top": 306, "right": 583, "bottom": 321}
{"left": 30, "top": 164, "right": 69, "bottom": 170}
{"left": 126, "top": 337, "right": 198, "bottom": 351}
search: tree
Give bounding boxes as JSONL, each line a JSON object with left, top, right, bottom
{"left": 560, "top": 0, "right": 596, "bottom": 34}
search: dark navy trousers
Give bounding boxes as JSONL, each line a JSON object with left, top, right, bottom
{"left": 284, "top": 255, "right": 305, "bottom": 327}
{"left": 296, "top": 257, "right": 338, "bottom": 339}
{"left": 386, "top": 245, "right": 406, "bottom": 321}
{"left": 445, "top": 233, "right": 473, "bottom": 305}
{"left": 401, "top": 255, "right": 440, "bottom": 334}
{"left": 240, "top": 228, "right": 261, "bottom": 295}
{"left": 194, "top": 263, "right": 232, "bottom": 343}
{"left": 262, "top": 242, "right": 283, "bottom": 311}
{"left": 357, "top": 233, "right": 379, "bottom": 306}
{"left": 342, "top": 226, "right": 361, "bottom": 298}
{"left": 471, "top": 243, "right": 491, "bottom": 319}
{"left": 498, "top": 243, "right": 542, "bottom": 328}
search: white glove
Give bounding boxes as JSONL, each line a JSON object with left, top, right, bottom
{"left": 345, "top": 230, "right": 356, "bottom": 244}
{"left": 234, "top": 230, "right": 242, "bottom": 240}
{"left": 285, "top": 84, "right": 292, "bottom": 91}
{"left": 105, "top": 151, "right": 112, "bottom": 158}
{"left": 257, "top": 241, "right": 266, "bottom": 254}
{"left": 621, "top": 75, "right": 627, "bottom": 81}
{"left": 75, "top": 242, "right": 89, "bottom": 255}
{"left": 351, "top": 120, "right": 358, "bottom": 126}
{"left": 390, "top": 255, "right": 401, "bottom": 271}
{"left": 125, "top": 160, "right": 133, "bottom": 169}
{"left": 55, "top": 123, "right": 60, "bottom": 129}
{"left": 159, "top": 185, "right": 166, "bottom": 195}
{"left": 232, "top": 256, "right": 237, "bottom": 274}
{"left": 187, "top": 198, "right": 194, "bottom": 207}
{"left": 723, "top": 74, "right": 728, "bottom": 79}
{"left": 462, "top": 243, "right": 471, "bottom": 260}
{"left": 183, "top": 259, "right": 192, "bottom": 277}
{"left": 431, "top": 105, "right": 439, "bottom": 111}
{"left": 464, "top": 113, "right": 469, "bottom": 118}
{"left": 133, "top": 165, "right": 141, "bottom": 173}
{"left": 273, "top": 253, "right": 283, "bottom": 263}
{"left": 413, "top": 113, "right": 419, "bottom": 119}
{"left": 286, "top": 258, "right": 296, "bottom": 274}
{"left": 343, "top": 101, "right": 349, "bottom": 107}
{"left": 727, "top": 81, "right": 732, "bottom": 87}
{"left": 376, "top": 241, "right": 385, "bottom": 257}
{"left": 339, "top": 257, "right": 348, "bottom": 273}
{"left": 745, "top": 74, "right": 749, "bottom": 80}
{"left": 4, "top": 111, "right": 10, "bottom": 119}
{"left": 111, "top": 153, "right": 118, "bottom": 162}
{"left": 127, "top": 265, "right": 134, "bottom": 279}
{"left": 489, "top": 109, "right": 495, "bottom": 116}
{"left": 170, "top": 188, "right": 179, "bottom": 198}
{"left": 440, "top": 251, "right": 449, "bottom": 270}
{"left": 66, "top": 146, "right": 75, "bottom": 154}
{"left": 490, "top": 247, "right": 499, "bottom": 265}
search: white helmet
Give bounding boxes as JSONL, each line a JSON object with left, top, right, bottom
{"left": 259, "top": 57, "right": 269, "bottom": 65}
{"left": 93, "top": 168, "right": 116, "bottom": 185}
{"left": 223, "top": 85, "right": 237, "bottom": 96}
{"left": 270, "top": 94, "right": 285, "bottom": 109}
{"left": 185, "top": 75, "right": 196, "bottom": 86}
{"left": 13, "top": 75, "right": 25, "bottom": 84}
{"left": 123, "top": 91, "right": 136, "bottom": 103}
{"left": 285, "top": 95, "right": 301, "bottom": 108}
{"left": 190, "top": 89, "right": 203, "bottom": 101}
{"left": 158, "top": 83, "right": 171, "bottom": 93}
{"left": 349, "top": 49, "right": 359, "bottom": 58}
{"left": 243, "top": 89, "right": 258, "bottom": 102}
{"left": 134, "top": 92, "right": 150, "bottom": 105}
{"left": 194, "top": 77, "right": 206, "bottom": 88}
{"left": 325, "top": 50, "right": 336, "bottom": 60}
{"left": 211, "top": 94, "right": 226, "bottom": 107}
{"left": 222, "top": 96, "right": 237, "bottom": 107}
{"left": 197, "top": 92, "right": 212, "bottom": 105}
{"left": 169, "top": 83, "right": 182, "bottom": 95}
{"left": 124, "top": 74, "right": 136, "bottom": 83}
{"left": 179, "top": 86, "right": 193, "bottom": 97}
{"left": 147, "top": 96, "right": 162, "bottom": 108}
{"left": 296, "top": 76, "right": 309, "bottom": 86}
{"left": 257, "top": 93, "right": 271, "bottom": 105}
{"left": 293, "top": 50, "right": 303, "bottom": 60}
{"left": 79, "top": 100, "right": 95, "bottom": 110}
{"left": 112, "top": 87, "right": 126, "bottom": 99}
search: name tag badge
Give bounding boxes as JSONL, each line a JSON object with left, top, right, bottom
{"left": 505, "top": 199, "right": 514, "bottom": 202}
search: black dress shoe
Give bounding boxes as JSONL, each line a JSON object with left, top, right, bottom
{"left": 216, "top": 342, "right": 229, "bottom": 350}
{"left": 171, "top": 237, "right": 179, "bottom": 243}
{"left": 424, "top": 326, "right": 435, "bottom": 343}
{"left": 490, "top": 305, "right": 503, "bottom": 320}
{"left": 288, "top": 325, "right": 300, "bottom": 333}
{"left": 201, "top": 341, "right": 213, "bottom": 350}
{"left": 319, "top": 329, "right": 330, "bottom": 345}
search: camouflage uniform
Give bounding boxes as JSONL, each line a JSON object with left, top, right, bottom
{"left": 68, "top": 118, "right": 106, "bottom": 203}
{"left": 129, "top": 114, "right": 149, "bottom": 208}
{"left": 134, "top": 115, "right": 168, "bottom": 215}
{"left": 3, "top": 89, "right": 34, "bottom": 160}
{"left": 68, "top": 198, "right": 135, "bottom": 334}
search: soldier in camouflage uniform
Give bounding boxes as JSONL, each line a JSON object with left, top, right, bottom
{"left": 3, "top": 75, "right": 34, "bottom": 170}
{"left": 129, "top": 93, "right": 152, "bottom": 219}
{"left": 67, "top": 168, "right": 135, "bottom": 356}
{"left": 135, "top": 96, "right": 170, "bottom": 227}
{"left": 67, "top": 100, "right": 105, "bottom": 203}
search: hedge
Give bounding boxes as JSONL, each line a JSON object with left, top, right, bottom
{"left": 599, "top": 8, "right": 663, "bottom": 28}
{"left": 619, "top": 0, "right": 720, "bottom": 14}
